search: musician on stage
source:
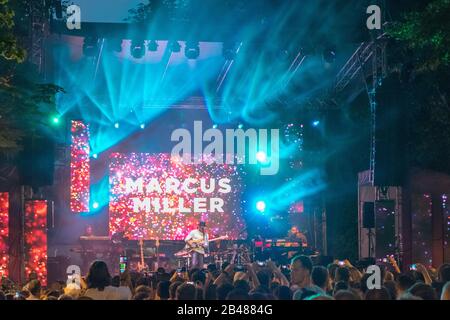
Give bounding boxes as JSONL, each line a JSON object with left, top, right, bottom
{"left": 84, "top": 224, "right": 94, "bottom": 237}
{"left": 184, "top": 221, "right": 208, "bottom": 269}
{"left": 287, "top": 225, "right": 308, "bottom": 247}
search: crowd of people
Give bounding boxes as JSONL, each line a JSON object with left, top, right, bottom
{"left": 1, "top": 256, "right": 450, "bottom": 300}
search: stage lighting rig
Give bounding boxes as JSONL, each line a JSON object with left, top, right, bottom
{"left": 131, "top": 40, "right": 145, "bottom": 59}
{"left": 147, "top": 40, "right": 159, "bottom": 52}
{"left": 256, "top": 200, "right": 267, "bottom": 213}
{"left": 185, "top": 41, "right": 200, "bottom": 59}
{"left": 256, "top": 151, "right": 268, "bottom": 163}
{"left": 83, "top": 37, "right": 98, "bottom": 57}
{"left": 51, "top": 115, "right": 60, "bottom": 125}
{"left": 169, "top": 41, "right": 181, "bottom": 53}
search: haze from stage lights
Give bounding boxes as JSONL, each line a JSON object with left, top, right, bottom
{"left": 171, "top": 121, "right": 279, "bottom": 176}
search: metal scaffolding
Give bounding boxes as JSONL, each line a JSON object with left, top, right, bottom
{"left": 29, "top": 0, "right": 50, "bottom": 76}
{"left": 335, "top": 33, "right": 387, "bottom": 185}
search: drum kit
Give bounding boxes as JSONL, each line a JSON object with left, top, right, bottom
{"left": 174, "top": 242, "right": 251, "bottom": 269}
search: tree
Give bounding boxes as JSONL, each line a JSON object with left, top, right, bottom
{"left": 0, "top": 0, "right": 63, "bottom": 151}
{"left": 0, "top": 0, "right": 26, "bottom": 62}
{"left": 386, "top": 0, "right": 450, "bottom": 174}
{"left": 387, "top": 0, "right": 450, "bottom": 72}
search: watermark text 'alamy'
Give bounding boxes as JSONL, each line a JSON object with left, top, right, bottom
{"left": 171, "top": 121, "right": 279, "bottom": 175}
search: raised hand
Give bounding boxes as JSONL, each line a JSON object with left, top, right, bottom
{"left": 415, "top": 263, "right": 427, "bottom": 273}
{"left": 266, "top": 260, "right": 277, "bottom": 271}
{"left": 224, "top": 263, "right": 235, "bottom": 274}
{"left": 343, "top": 259, "right": 353, "bottom": 268}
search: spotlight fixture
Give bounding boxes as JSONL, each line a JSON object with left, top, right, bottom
{"left": 185, "top": 41, "right": 200, "bottom": 60}
{"left": 256, "top": 200, "right": 266, "bottom": 213}
{"left": 140, "top": 123, "right": 145, "bottom": 129}
{"left": 92, "top": 153, "right": 98, "bottom": 159}
{"left": 114, "top": 122, "right": 120, "bottom": 129}
{"left": 83, "top": 37, "right": 98, "bottom": 57}
{"left": 131, "top": 40, "right": 145, "bottom": 59}
{"left": 169, "top": 40, "right": 181, "bottom": 53}
{"left": 212, "top": 124, "right": 218, "bottom": 129}
{"left": 147, "top": 40, "right": 158, "bottom": 52}
{"left": 92, "top": 202, "right": 99, "bottom": 209}
{"left": 51, "top": 116, "right": 60, "bottom": 125}
{"left": 238, "top": 124, "right": 244, "bottom": 129}
{"left": 312, "top": 120, "right": 320, "bottom": 127}
{"left": 256, "top": 151, "right": 268, "bottom": 163}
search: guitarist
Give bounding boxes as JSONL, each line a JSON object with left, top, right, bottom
{"left": 184, "top": 221, "right": 208, "bottom": 269}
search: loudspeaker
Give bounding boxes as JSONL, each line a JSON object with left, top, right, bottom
{"left": 47, "top": 256, "right": 70, "bottom": 284}
{"left": 374, "top": 76, "right": 407, "bottom": 186}
{"left": 19, "top": 136, "right": 55, "bottom": 188}
{"left": 363, "top": 202, "right": 375, "bottom": 229}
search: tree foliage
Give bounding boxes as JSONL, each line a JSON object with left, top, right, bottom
{"left": 0, "top": 0, "right": 63, "bottom": 152}
{"left": 387, "top": 0, "right": 450, "bottom": 72}
{"left": 385, "top": 0, "right": 450, "bottom": 174}
{"left": 0, "top": 0, "right": 26, "bottom": 62}
{"left": 406, "top": 71, "right": 450, "bottom": 174}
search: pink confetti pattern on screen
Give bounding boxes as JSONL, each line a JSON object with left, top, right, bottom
{"left": 109, "top": 153, "right": 247, "bottom": 240}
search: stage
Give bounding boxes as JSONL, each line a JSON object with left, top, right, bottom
{"left": 1, "top": 0, "right": 449, "bottom": 291}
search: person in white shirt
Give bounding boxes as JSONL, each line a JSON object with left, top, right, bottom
{"left": 84, "top": 285, "right": 124, "bottom": 300}
{"left": 184, "top": 221, "right": 208, "bottom": 269}
{"left": 82, "top": 260, "right": 132, "bottom": 300}
{"left": 111, "top": 267, "right": 133, "bottom": 300}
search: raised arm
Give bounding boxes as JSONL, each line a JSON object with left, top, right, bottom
{"left": 416, "top": 263, "right": 433, "bottom": 285}
{"left": 246, "top": 263, "right": 260, "bottom": 290}
{"left": 344, "top": 259, "right": 363, "bottom": 283}
{"left": 267, "top": 260, "right": 289, "bottom": 287}
{"left": 214, "top": 263, "right": 234, "bottom": 286}
{"left": 388, "top": 255, "right": 401, "bottom": 274}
